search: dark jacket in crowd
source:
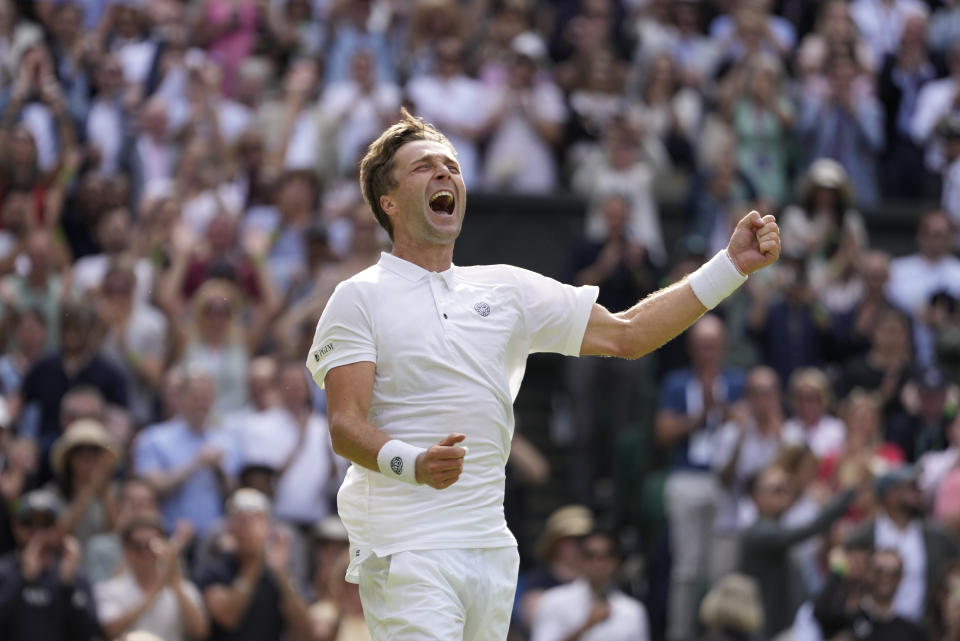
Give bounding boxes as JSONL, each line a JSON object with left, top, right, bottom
{"left": 740, "top": 489, "right": 854, "bottom": 638}
{"left": 0, "top": 552, "right": 102, "bottom": 641}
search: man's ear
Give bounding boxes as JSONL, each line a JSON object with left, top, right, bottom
{"left": 380, "top": 194, "right": 395, "bottom": 217}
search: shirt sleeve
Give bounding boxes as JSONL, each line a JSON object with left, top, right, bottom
{"left": 514, "top": 268, "right": 598, "bottom": 356}
{"left": 305, "top": 281, "right": 377, "bottom": 388}
{"left": 93, "top": 580, "right": 124, "bottom": 624}
{"left": 133, "top": 431, "right": 164, "bottom": 476}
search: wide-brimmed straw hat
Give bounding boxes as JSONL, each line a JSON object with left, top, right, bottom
{"left": 50, "top": 419, "right": 119, "bottom": 478}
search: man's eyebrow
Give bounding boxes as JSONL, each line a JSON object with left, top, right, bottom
{"left": 408, "top": 152, "right": 458, "bottom": 167}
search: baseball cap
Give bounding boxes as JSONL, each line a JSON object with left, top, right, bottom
{"left": 16, "top": 489, "right": 64, "bottom": 521}
{"left": 875, "top": 466, "right": 919, "bottom": 498}
{"left": 226, "top": 488, "right": 271, "bottom": 515}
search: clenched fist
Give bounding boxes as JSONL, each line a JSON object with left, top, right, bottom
{"left": 416, "top": 433, "right": 467, "bottom": 490}
{"left": 727, "top": 210, "right": 781, "bottom": 275}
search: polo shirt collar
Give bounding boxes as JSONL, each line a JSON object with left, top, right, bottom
{"left": 378, "top": 252, "right": 457, "bottom": 288}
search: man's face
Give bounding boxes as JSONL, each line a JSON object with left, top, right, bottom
{"left": 580, "top": 534, "right": 618, "bottom": 591}
{"left": 12, "top": 511, "right": 60, "bottom": 552}
{"left": 747, "top": 370, "right": 780, "bottom": 422}
{"left": 382, "top": 140, "right": 466, "bottom": 249}
{"left": 871, "top": 552, "right": 903, "bottom": 603}
{"left": 919, "top": 215, "right": 953, "bottom": 259}
{"left": 755, "top": 468, "right": 793, "bottom": 517}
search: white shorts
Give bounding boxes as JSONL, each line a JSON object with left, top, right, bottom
{"left": 357, "top": 547, "right": 520, "bottom": 641}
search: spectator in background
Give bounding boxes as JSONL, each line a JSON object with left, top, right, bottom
{"left": 564, "top": 193, "right": 655, "bottom": 505}
{"left": 919, "top": 413, "right": 959, "bottom": 506}
{"left": 931, "top": 0, "right": 960, "bottom": 57}
{"left": 174, "top": 279, "right": 257, "bottom": 416}
{"left": 483, "top": 32, "right": 566, "bottom": 194}
{"left": 746, "top": 255, "right": 832, "bottom": 384}
{"left": 255, "top": 58, "right": 325, "bottom": 174}
{"left": 626, "top": 51, "right": 702, "bottom": 171}
{"left": 531, "top": 530, "right": 650, "bottom": 641}
{"left": 832, "top": 250, "right": 897, "bottom": 361}
{"left": 323, "top": 0, "right": 394, "bottom": 87}
{"left": 85, "top": 53, "right": 132, "bottom": 179}
{"left": 697, "top": 573, "right": 764, "bottom": 641}
{"left": 740, "top": 464, "right": 856, "bottom": 638}
{"left": 196, "top": 488, "right": 312, "bottom": 641}
{"left": 888, "top": 368, "right": 953, "bottom": 462}
{"left": 846, "top": 467, "right": 960, "bottom": 623}
{"left": 48, "top": 420, "right": 119, "bottom": 548}
{"left": 888, "top": 210, "right": 960, "bottom": 317}
{"left": 60, "top": 171, "right": 109, "bottom": 261}
{"left": 70, "top": 206, "right": 153, "bottom": 305}
{"left": 723, "top": 52, "right": 794, "bottom": 206}
{"left": 0, "top": 489, "right": 102, "bottom": 641}
{"left": 322, "top": 47, "right": 401, "bottom": 178}
{"left": 687, "top": 147, "right": 757, "bottom": 258}
{"left": 784, "top": 367, "right": 846, "bottom": 459}
{"left": 780, "top": 159, "right": 868, "bottom": 292}
{"left": 261, "top": 169, "right": 319, "bottom": 298}
{"left": 17, "top": 300, "right": 128, "bottom": 467}
{"left": 820, "top": 390, "right": 904, "bottom": 491}
{"left": 796, "top": 0, "right": 873, "bottom": 87}
{"left": 406, "top": 36, "right": 489, "bottom": 188}
{"left": 929, "top": 559, "right": 960, "bottom": 641}
{"left": 134, "top": 370, "right": 231, "bottom": 537}
{"left": 84, "top": 477, "right": 159, "bottom": 584}
{"left": 818, "top": 548, "right": 927, "bottom": 640}
{"left": 712, "top": 366, "right": 799, "bottom": 577}
{"left": 516, "top": 505, "right": 594, "bottom": 632}
{"left": 573, "top": 118, "right": 667, "bottom": 265}
{"left": 877, "top": 11, "right": 936, "bottom": 199}
{"left": 839, "top": 308, "right": 915, "bottom": 424}
{"left": 94, "top": 518, "right": 207, "bottom": 641}
{"left": 0, "top": 229, "right": 65, "bottom": 351}
{"left": 912, "top": 39, "right": 960, "bottom": 175}
{"left": 851, "top": 0, "right": 928, "bottom": 69}
{"left": 96, "top": 260, "right": 168, "bottom": 428}
{"left": 190, "top": 0, "right": 263, "bottom": 96}
{"left": 798, "top": 50, "right": 885, "bottom": 208}
{"left": 711, "top": 0, "right": 796, "bottom": 65}
{"left": 239, "top": 359, "right": 340, "bottom": 528}
{"left": 0, "top": 306, "right": 48, "bottom": 398}
{"left": 308, "top": 546, "right": 368, "bottom": 641}
{"left": 657, "top": 315, "right": 745, "bottom": 641}
{"left": 309, "top": 515, "right": 349, "bottom": 606}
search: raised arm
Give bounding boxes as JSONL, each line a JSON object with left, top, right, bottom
{"left": 325, "top": 361, "right": 465, "bottom": 489}
{"left": 580, "top": 211, "right": 780, "bottom": 358}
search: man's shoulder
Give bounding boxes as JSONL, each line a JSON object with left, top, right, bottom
{"left": 138, "top": 419, "right": 183, "bottom": 445}
{"left": 538, "top": 579, "right": 588, "bottom": 609}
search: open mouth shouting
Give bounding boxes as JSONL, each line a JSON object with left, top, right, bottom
{"left": 429, "top": 190, "right": 456, "bottom": 216}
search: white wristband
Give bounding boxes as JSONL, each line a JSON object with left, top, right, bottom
{"left": 377, "top": 440, "right": 425, "bottom": 485}
{"left": 688, "top": 250, "right": 748, "bottom": 310}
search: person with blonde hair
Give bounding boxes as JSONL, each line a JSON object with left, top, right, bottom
{"left": 784, "top": 367, "right": 846, "bottom": 459}
{"left": 698, "top": 573, "right": 763, "bottom": 641}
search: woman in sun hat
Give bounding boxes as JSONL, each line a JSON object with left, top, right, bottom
{"left": 48, "top": 418, "right": 120, "bottom": 546}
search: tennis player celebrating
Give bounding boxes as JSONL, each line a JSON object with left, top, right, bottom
{"left": 307, "top": 110, "right": 780, "bottom": 641}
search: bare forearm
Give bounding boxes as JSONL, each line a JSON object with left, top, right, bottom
{"left": 328, "top": 414, "right": 390, "bottom": 472}
{"left": 276, "top": 572, "right": 312, "bottom": 641}
{"left": 615, "top": 280, "right": 707, "bottom": 359}
{"left": 174, "top": 580, "right": 209, "bottom": 639}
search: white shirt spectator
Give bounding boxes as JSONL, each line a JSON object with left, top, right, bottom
{"left": 942, "top": 156, "right": 960, "bottom": 246}
{"left": 783, "top": 415, "right": 847, "bottom": 459}
{"left": 875, "top": 513, "right": 927, "bottom": 622}
{"left": 887, "top": 252, "right": 960, "bottom": 313}
{"left": 180, "top": 183, "right": 244, "bottom": 237}
{"left": 71, "top": 255, "right": 155, "bottom": 305}
{"left": 919, "top": 445, "right": 959, "bottom": 502}
{"left": 284, "top": 109, "right": 321, "bottom": 170}
{"left": 851, "top": 0, "right": 928, "bottom": 68}
{"left": 95, "top": 569, "right": 204, "bottom": 641}
{"left": 483, "top": 82, "right": 567, "bottom": 193}
{"left": 240, "top": 407, "right": 339, "bottom": 525}
{"left": 321, "top": 80, "right": 401, "bottom": 175}
{"left": 531, "top": 579, "right": 650, "bottom": 641}
{"left": 911, "top": 77, "right": 958, "bottom": 171}
{"left": 21, "top": 102, "right": 58, "bottom": 172}
{"left": 407, "top": 74, "right": 490, "bottom": 188}
{"left": 307, "top": 252, "right": 597, "bottom": 582}
{"left": 712, "top": 420, "right": 804, "bottom": 532}
{"left": 87, "top": 98, "right": 125, "bottom": 176}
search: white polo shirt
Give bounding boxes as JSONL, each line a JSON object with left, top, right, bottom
{"left": 306, "top": 252, "right": 598, "bottom": 581}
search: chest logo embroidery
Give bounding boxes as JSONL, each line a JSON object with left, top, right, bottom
{"left": 474, "top": 302, "right": 491, "bottom": 317}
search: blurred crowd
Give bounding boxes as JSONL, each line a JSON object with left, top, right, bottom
{"left": 0, "top": 0, "right": 959, "bottom": 640}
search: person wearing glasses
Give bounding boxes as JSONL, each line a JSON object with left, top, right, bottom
{"left": 740, "top": 464, "right": 856, "bottom": 639}
{"left": 93, "top": 517, "right": 207, "bottom": 641}
{"left": 531, "top": 530, "right": 649, "bottom": 641}
{"left": 0, "top": 488, "right": 102, "bottom": 641}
